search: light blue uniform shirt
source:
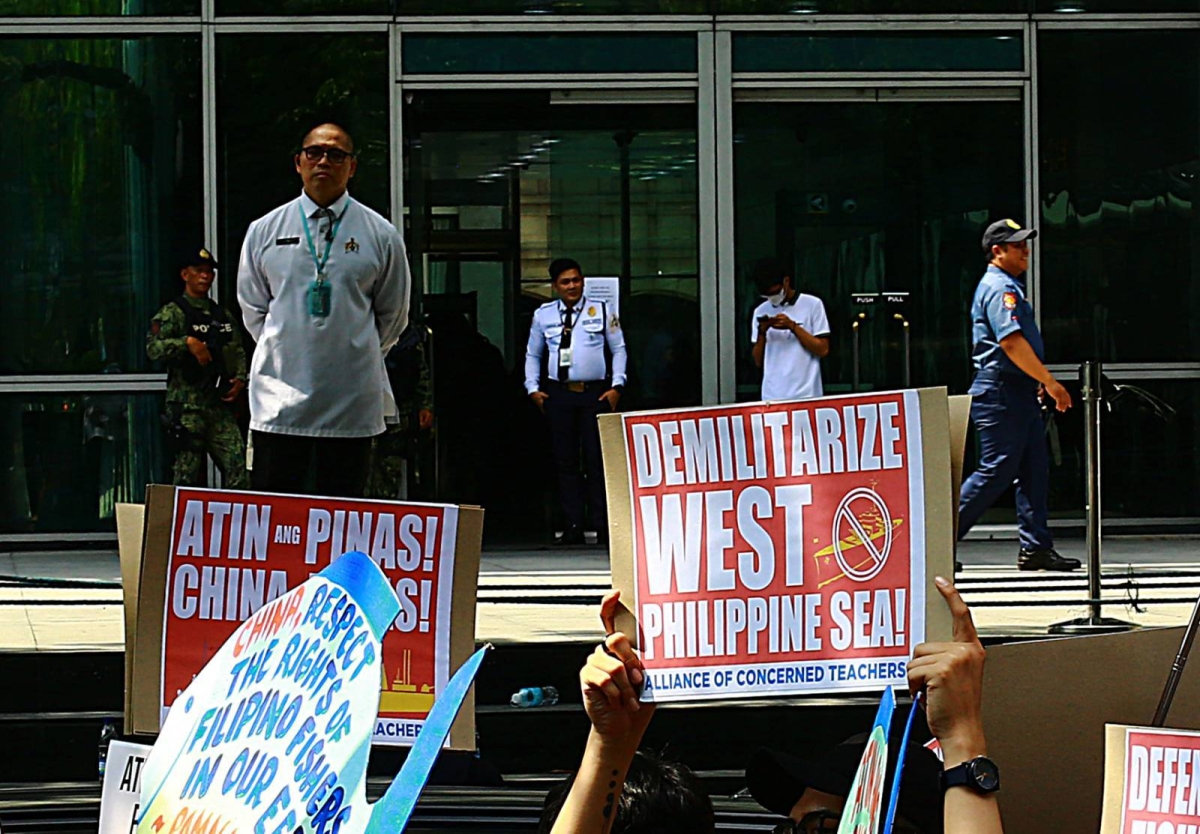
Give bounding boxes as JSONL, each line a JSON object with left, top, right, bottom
{"left": 970, "top": 264, "right": 1044, "bottom": 380}
{"left": 524, "top": 295, "right": 628, "bottom": 394}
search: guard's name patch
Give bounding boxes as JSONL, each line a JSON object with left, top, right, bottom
{"left": 1002, "top": 292, "right": 1018, "bottom": 310}
{"left": 275, "top": 237, "right": 300, "bottom": 246}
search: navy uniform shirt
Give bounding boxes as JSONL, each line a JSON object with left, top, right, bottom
{"left": 970, "top": 264, "right": 1045, "bottom": 380}
{"left": 524, "top": 295, "right": 628, "bottom": 393}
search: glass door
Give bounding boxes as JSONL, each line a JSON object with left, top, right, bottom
{"left": 404, "top": 89, "right": 700, "bottom": 543}
{"left": 732, "top": 95, "right": 1026, "bottom": 399}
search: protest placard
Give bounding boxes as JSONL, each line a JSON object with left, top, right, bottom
{"left": 600, "top": 389, "right": 964, "bottom": 702}
{"left": 1101, "top": 724, "right": 1200, "bottom": 834}
{"left": 124, "top": 486, "right": 482, "bottom": 749}
{"left": 134, "top": 552, "right": 487, "bottom": 834}
{"left": 838, "top": 687, "right": 896, "bottom": 834}
{"left": 99, "top": 739, "right": 153, "bottom": 834}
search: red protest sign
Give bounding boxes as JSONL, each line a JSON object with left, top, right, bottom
{"left": 1105, "top": 726, "right": 1200, "bottom": 834}
{"left": 155, "top": 487, "right": 478, "bottom": 745}
{"left": 601, "top": 390, "right": 959, "bottom": 702}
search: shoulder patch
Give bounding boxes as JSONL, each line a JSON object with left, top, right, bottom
{"left": 1002, "top": 292, "right": 1018, "bottom": 310}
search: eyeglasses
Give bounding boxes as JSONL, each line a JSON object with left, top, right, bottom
{"left": 772, "top": 811, "right": 840, "bottom": 834}
{"left": 301, "top": 145, "right": 354, "bottom": 165}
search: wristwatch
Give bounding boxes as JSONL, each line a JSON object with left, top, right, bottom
{"left": 940, "top": 757, "right": 1001, "bottom": 794}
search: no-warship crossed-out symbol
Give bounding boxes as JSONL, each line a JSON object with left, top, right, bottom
{"left": 832, "top": 487, "right": 895, "bottom": 582}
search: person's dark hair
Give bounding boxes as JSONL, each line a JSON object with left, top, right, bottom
{"left": 752, "top": 257, "right": 790, "bottom": 295}
{"left": 298, "top": 120, "right": 356, "bottom": 154}
{"left": 538, "top": 750, "right": 715, "bottom": 834}
{"left": 549, "top": 257, "right": 583, "bottom": 283}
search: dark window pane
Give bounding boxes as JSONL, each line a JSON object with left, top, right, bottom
{"left": 402, "top": 34, "right": 697, "bottom": 75}
{"left": 405, "top": 90, "right": 698, "bottom": 541}
{"left": 216, "top": 32, "right": 391, "bottom": 322}
{"left": 1041, "top": 379, "right": 1200, "bottom": 521}
{"left": 734, "top": 101, "right": 1024, "bottom": 401}
{"left": 1038, "top": 31, "right": 1200, "bottom": 363}
{"left": 734, "top": 32, "right": 1023, "bottom": 74}
{"left": 1036, "top": 0, "right": 1200, "bottom": 10}
{"left": 0, "top": 393, "right": 166, "bottom": 534}
{"left": 217, "top": 0, "right": 388, "bottom": 13}
{"left": 719, "top": 0, "right": 1027, "bottom": 10}
{"left": 400, "top": 0, "right": 706, "bottom": 10}
{"left": 0, "top": 0, "right": 196, "bottom": 14}
{"left": 3, "top": 35, "right": 202, "bottom": 375}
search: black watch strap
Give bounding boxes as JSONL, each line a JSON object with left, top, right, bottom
{"left": 940, "top": 757, "right": 1001, "bottom": 794}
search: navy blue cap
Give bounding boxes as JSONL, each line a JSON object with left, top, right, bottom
{"left": 982, "top": 219, "right": 1037, "bottom": 253}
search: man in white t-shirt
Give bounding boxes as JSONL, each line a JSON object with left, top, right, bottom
{"left": 749, "top": 257, "right": 831, "bottom": 401}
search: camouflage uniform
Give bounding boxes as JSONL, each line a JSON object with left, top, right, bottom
{"left": 365, "top": 329, "right": 433, "bottom": 500}
{"left": 147, "top": 295, "right": 250, "bottom": 488}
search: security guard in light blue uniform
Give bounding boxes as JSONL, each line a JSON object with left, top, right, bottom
{"left": 958, "top": 219, "right": 1081, "bottom": 572}
{"left": 525, "top": 257, "right": 628, "bottom": 546}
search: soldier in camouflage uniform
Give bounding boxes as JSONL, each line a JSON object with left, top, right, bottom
{"left": 365, "top": 322, "right": 433, "bottom": 500}
{"left": 146, "top": 246, "right": 250, "bottom": 488}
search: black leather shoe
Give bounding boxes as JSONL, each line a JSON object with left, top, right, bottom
{"left": 558, "top": 526, "right": 585, "bottom": 546}
{"left": 1018, "top": 548, "right": 1081, "bottom": 572}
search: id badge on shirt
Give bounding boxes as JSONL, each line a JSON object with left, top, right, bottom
{"left": 559, "top": 347, "right": 573, "bottom": 367}
{"left": 307, "top": 276, "right": 331, "bottom": 318}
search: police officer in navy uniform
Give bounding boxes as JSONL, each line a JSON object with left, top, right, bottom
{"left": 958, "top": 220, "right": 1080, "bottom": 572}
{"left": 525, "top": 258, "right": 628, "bottom": 545}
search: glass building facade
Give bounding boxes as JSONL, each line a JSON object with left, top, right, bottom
{"left": 5, "top": 2, "right": 1199, "bottom": 543}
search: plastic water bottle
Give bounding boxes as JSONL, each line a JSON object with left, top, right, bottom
{"left": 510, "top": 686, "right": 559, "bottom": 708}
{"left": 98, "top": 720, "right": 117, "bottom": 780}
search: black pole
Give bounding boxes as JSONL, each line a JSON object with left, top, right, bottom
{"left": 1154, "top": 596, "right": 1200, "bottom": 726}
{"left": 1049, "top": 361, "right": 1137, "bottom": 635}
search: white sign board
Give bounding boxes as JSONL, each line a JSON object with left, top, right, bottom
{"left": 586, "top": 276, "right": 620, "bottom": 325}
{"left": 99, "top": 739, "right": 153, "bottom": 834}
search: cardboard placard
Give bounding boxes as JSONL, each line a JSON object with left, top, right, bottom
{"left": 600, "top": 388, "right": 967, "bottom": 702}
{"left": 124, "top": 486, "right": 483, "bottom": 750}
{"left": 1101, "top": 724, "right": 1200, "bottom": 833}
{"left": 983, "top": 627, "right": 1200, "bottom": 834}
{"left": 99, "top": 739, "right": 153, "bottom": 833}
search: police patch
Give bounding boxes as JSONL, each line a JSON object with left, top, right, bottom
{"left": 587, "top": 306, "right": 596, "bottom": 317}
{"left": 1002, "top": 292, "right": 1018, "bottom": 310}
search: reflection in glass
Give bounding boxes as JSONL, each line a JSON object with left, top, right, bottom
{"left": 733, "top": 102, "right": 1024, "bottom": 401}
{"left": 1044, "top": 379, "right": 1200, "bottom": 521}
{"left": 3, "top": 36, "right": 202, "bottom": 375}
{"left": 1035, "top": 0, "right": 1199, "bottom": 10}
{"left": 398, "top": 0, "right": 705, "bottom": 13}
{"left": 0, "top": 393, "right": 166, "bottom": 534}
{"left": 217, "top": 0, "right": 387, "bottom": 13}
{"left": 1039, "top": 31, "right": 1200, "bottom": 364}
{"left": 733, "top": 32, "right": 1024, "bottom": 74}
{"left": 718, "top": 0, "right": 1027, "bottom": 10}
{"left": 216, "top": 32, "right": 391, "bottom": 327}
{"left": 405, "top": 91, "right": 698, "bottom": 541}
{"left": 402, "top": 34, "right": 697, "bottom": 75}
{"left": 0, "top": 0, "right": 196, "bottom": 14}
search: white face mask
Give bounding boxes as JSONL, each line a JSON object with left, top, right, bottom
{"left": 765, "top": 290, "right": 787, "bottom": 306}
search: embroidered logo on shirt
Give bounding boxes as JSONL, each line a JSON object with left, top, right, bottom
{"left": 345, "top": 237, "right": 360, "bottom": 253}
{"left": 1002, "top": 292, "right": 1018, "bottom": 310}
{"left": 587, "top": 306, "right": 596, "bottom": 316}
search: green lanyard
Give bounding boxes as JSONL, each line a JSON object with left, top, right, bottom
{"left": 300, "top": 199, "right": 349, "bottom": 281}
